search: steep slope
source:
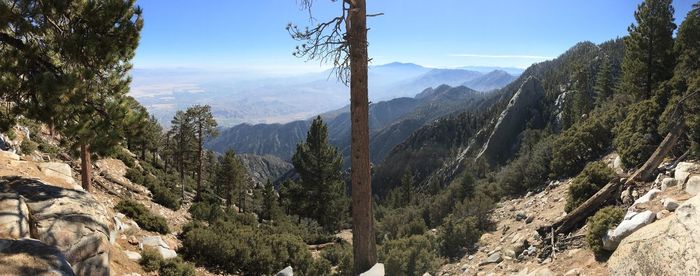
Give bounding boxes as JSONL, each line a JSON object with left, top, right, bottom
{"left": 207, "top": 120, "right": 310, "bottom": 160}
{"left": 237, "top": 154, "right": 293, "bottom": 185}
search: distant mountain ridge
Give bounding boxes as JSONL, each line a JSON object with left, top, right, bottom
{"left": 206, "top": 84, "right": 492, "bottom": 166}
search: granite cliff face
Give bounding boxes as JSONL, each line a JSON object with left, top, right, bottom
{"left": 477, "top": 77, "right": 545, "bottom": 165}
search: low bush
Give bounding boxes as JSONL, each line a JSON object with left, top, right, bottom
{"left": 437, "top": 215, "right": 479, "bottom": 260}
{"left": 6, "top": 129, "right": 16, "bottom": 140}
{"left": 587, "top": 206, "right": 624, "bottom": 260}
{"left": 565, "top": 161, "right": 616, "bottom": 212}
{"left": 20, "top": 139, "right": 37, "bottom": 155}
{"left": 115, "top": 200, "right": 170, "bottom": 234}
{"left": 613, "top": 99, "right": 662, "bottom": 168}
{"left": 140, "top": 248, "right": 195, "bottom": 276}
{"left": 379, "top": 234, "right": 441, "bottom": 276}
{"left": 125, "top": 168, "right": 181, "bottom": 210}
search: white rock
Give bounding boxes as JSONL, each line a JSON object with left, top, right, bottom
{"left": 479, "top": 252, "right": 502, "bottom": 266}
{"left": 359, "top": 263, "right": 384, "bottom": 276}
{"left": 0, "top": 150, "right": 20, "bottom": 161}
{"left": 603, "top": 210, "right": 656, "bottom": 250}
{"left": 140, "top": 235, "right": 176, "bottom": 259}
{"left": 124, "top": 250, "right": 142, "bottom": 261}
{"left": 675, "top": 162, "right": 699, "bottom": 182}
{"left": 276, "top": 266, "right": 293, "bottom": 276}
{"left": 632, "top": 189, "right": 661, "bottom": 207}
{"left": 686, "top": 175, "right": 700, "bottom": 196}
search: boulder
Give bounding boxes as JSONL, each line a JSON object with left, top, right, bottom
{"left": 602, "top": 210, "right": 656, "bottom": 251}
{"left": 0, "top": 238, "right": 75, "bottom": 276}
{"left": 124, "top": 250, "right": 142, "bottom": 262}
{"left": 608, "top": 194, "right": 700, "bottom": 275}
{"left": 675, "top": 162, "right": 699, "bottom": 182}
{"left": 37, "top": 162, "right": 76, "bottom": 186}
{"left": 0, "top": 191, "right": 30, "bottom": 239}
{"left": 661, "top": 178, "right": 678, "bottom": 191}
{"left": 0, "top": 176, "right": 112, "bottom": 276}
{"left": 686, "top": 175, "right": 700, "bottom": 195}
{"left": 140, "top": 235, "right": 176, "bottom": 259}
{"left": 631, "top": 189, "right": 661, "bottom": 208}
{"left": 275, "top": 266, "right": 293, "bottom": 276}
{"left": 359, "top": 263, "right": 384, "bottom": 276}
{"left": 663, "top": 198, "right": 680, "bottom": 211}
{"left": 479, "top": 252, "right": 502, "bottom": 266}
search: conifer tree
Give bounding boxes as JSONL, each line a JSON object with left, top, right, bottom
{"left": 594, "top": 56, "right": 614, "bottom": 104}
{"left": 170, "top": 110, "right": 195, "bottom": 199}
{"left": 291, "top": 116, "right": 348, "bottom": 231}
{"left": 214, "top": 149, "right": 248, "bottom": 211}
{"left": 621, "top": 0, "right": 676, "bottom": 100}
{"left": 184, "top": 105, "right": 218, "bottom": 200}
{"left": 260, "top": 181, "right": 282, "bottom": 221}
{"left": 673, "top": 2, "right": 700, "bottom": 156}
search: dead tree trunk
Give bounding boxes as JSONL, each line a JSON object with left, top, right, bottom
{"left": 348, "top": 0, "right": 377, "bottom": 273}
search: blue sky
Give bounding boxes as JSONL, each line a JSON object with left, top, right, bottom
{"left": 133, "top": 0, "right": 696, "bottom": 72}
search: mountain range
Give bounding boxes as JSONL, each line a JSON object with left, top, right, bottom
{"left": 132, "top": 63, "right": 520, "bottom": 127}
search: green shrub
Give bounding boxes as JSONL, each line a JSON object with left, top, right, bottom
{"left": 550, "top": 118, "right": 613, "bottom": 178}
{"left": 38, "top": 142, "right": 60, "bottom": 155}
{"left": 320, "top": 242, "right": 352, "bottom": 268}
{"left": 180, "top": 218, "right": 315, "bottom": 275}
{"left": 565, "top": 161, "right": 616, "bottom": 212}
{"left": 306, "top": 258, "right": 332, "bottom": 276}
{"left": 379, "top": 235, "right": 441, "bottom": 276}
{"left": 20, "top": 139, "right": 37, "bottom": 155}
{"left": 613, "top": 99, "right": 662, "bottom": 168}
{"left": 437, "top": 216, "right": 479, "bottom": 260}
{"left": 125, "top": 168, "right": 181, "bottom": 210}
{"left": 159, "top": 257, "right": 196, "bottom": 276}
{"left": 378, "top": 207, "right": 427, "bottom": 241}
{"left": 115, "top": 200, "right": 170, "bottom": 234}
{"left": 125, "top": 168, "right": 145, "bottom": 184}
{"left": 112, "top": 148, "right": 136, "bottom": 168}
{"left": 6, "top": 129, "right": 16, "bottom": 140}
{"left": 140, "top": 248, "right": 163, "bottom": 272}
{"left": 587, "top": 206, "right": 624, "bottom": 260}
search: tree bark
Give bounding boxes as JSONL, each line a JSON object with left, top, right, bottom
{"left": 80, "top": 143, "right": 92, "bottom": 192}
{"left": 348, "top": 0, "right": 377, "bottom": 273}
{"left": 197, "top": 124, "right": 203, "bottom": 201}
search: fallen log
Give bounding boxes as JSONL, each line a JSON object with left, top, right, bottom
{"left": 536, "top": 91, "right": 695, "bottom": 239}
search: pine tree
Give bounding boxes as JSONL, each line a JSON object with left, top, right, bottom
{"left": 260, "top": 181, "right": 282, "bottom": 221}
{"left": 571, "top": 66, "right": 594, "bottom": 120}
{"left": 594, "top": 56, "right": 614, "bottom": 104}
{"left": 621, "top": 0, "right": 676, "bottom": 100}
{"left": 399, "top": 169, "right": 414, "bottom": 204}
{"left": 673, "top": 2, "right": 700, "bottom": 156}
{"left": 291, "top": 116, "right": 348, "bottom": 231}
{"left": 214, "top": 149, "right": 248, "bottom": 211}
{"left": 184, "top": 105, "right": 218, "bottom": 201}
{"left": 170, "top": 110, "right": 195, "bottom": 199}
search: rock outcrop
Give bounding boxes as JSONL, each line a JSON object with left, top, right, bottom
{"left": 608, "top": 193, "right": 700, "bottom": 275}
{"left": 0, "top": 176, "right": 112, "bottom": 276}
{"left": 476, "top": 77, "right": 545, "bottom": 165}
{"left": 0, "top": 238, "right": 75, "bottom": 276}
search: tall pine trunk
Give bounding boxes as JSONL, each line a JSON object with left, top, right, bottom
{"left": 80, "top": 143, "right": 92, "bottom": 192}
{"left": 348, "top": 0, "right": 377, "bottom": 272}
{"left": 196, "top": 124, "right": 203, "bottom": 201}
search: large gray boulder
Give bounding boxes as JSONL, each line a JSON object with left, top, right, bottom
{"left": 476, "top": 77, "right": 545, "bottom": 165}
{"left": 0, "top": 176, "right": 112, "bottom": 276}
{"left": 608, "top": 194, "right": 700, "bottom": 275}
{"left": 0, "top": 191, "right": 30, "bottom": 239}
{"left": 0, "top": 238, "right": 75, "bottom": 276}
{"left": 140, "top": 235, "right": 177, "bottom": 259}
{"left": 359, "top": 263, "right": 385, "bottom": 276}
{"left": 675, "top": 162, "right": 699, "bottom": 182}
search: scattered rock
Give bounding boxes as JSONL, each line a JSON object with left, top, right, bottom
{"left": 564, "top": 268, "right": 581, "bottom": 276}
{"left": 603, "top": 210, "right": 656, "bottom": 251}
{"left": 661, "top": 178, "right": 678, "bottom": 191}
{"left": 656, "top": 210, "right": 671, "bottom": 220}
{"left": 663, "top": 198, "right": 680, "bottom": 211}
{"left": 128, "top": 236, "right": 139, "bottom": 245}
{"left": 359, "top": 263, "right": 384, "bottom": 276}
{"left": 525, "top": 216, "right": 534, "bottom": 224}
{"left": 609, "top": 194, "right": 700, "bottom": 275}
{"left": 0, "top": 150, "right": 20, "bottom": 161}
{"left": 276, "top": 266, "right": 293, "bottom": 276}
{"left": 528, "top": 267, "right": 554, "bottom": 276}
{"left": 631, "top": 188, "right": 661, "bottom": 208}
{"left": 479, "top": 252, "right": 502, "bottom": 266}
{"left": 686, "top": 175, "right": 700, "bottom": 196}
{"left": 140, "top": 235, "right": 176, "bottom": 259}
{"left": 0, "top": 238, "right": 75, "bottom": 276}
{"left": 124, "top": 250, "right": 141, "bottom": 261}
{"left": 515, "top": 213, "right": 527, "bottom": 221}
